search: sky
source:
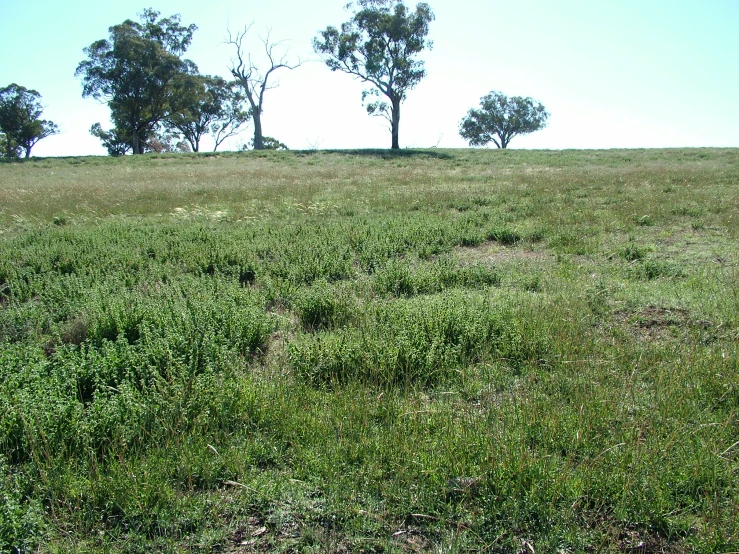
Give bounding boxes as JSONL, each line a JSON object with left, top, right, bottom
{"left": 1, "top": 0, "right": 738, "bottom": 156}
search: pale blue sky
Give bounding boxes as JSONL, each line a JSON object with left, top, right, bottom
{"left": 1, "top": 0, "right": 737, "bottom": 155}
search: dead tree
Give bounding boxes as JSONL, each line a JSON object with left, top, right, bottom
{"left": 227, "top": 25, "right": 301, "bottom": 150}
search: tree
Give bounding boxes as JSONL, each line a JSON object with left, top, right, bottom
{"left": 460, "top": 91, "right": 549, "bottom": 149}
{"left": 76, "top": 9, "right": 197, "bottom": 154}
{"left": 0, "top": 132, "right": 16, "bottom": 159}
{"left": 0, "top": 84, "right": 58, "bottom": 158}
{"left": 252, "top": 136, "right": 288, "bottom": 150}
{"left": 228, "top": 26, "right": 301, "bottom": 151}
{"left": 314, "top": 0, "right": 434, "bottom": 150}
{"left": 148, "top": 129, "right": 192, "bottom": 153}
{"left": 89, "top": 123, "right": 130, "bottom": 156}
{"left": 165, "top": 75, "right": 250, "bottom": 152}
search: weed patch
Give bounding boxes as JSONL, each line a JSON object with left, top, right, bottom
{"left": 289, "top": 291, "right": 548, "bottom": 387}
{"left": 0, "top": 148, "right": 737, "bottom": 551}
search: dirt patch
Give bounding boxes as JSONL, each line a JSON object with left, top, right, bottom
{"left": 224, "top": 515, "right": 304, "bottom": 554}
{"left": 454, "top": 242, "right": 553, "bottom": 265}
{"left": 613, "top": 526, "right": 691, "bottom": 553}
{"left": 632, "top": 305, "right": 690, "bottom": 329}
{"left": 613, "top": 305, "right": 714, "bottom": 342}
{"left": 390, "top": 526, "right": 433, "bottom": 552}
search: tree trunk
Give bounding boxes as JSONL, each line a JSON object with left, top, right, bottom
{"left": 132, "top": 130, "right": 141, "bottom": 155}
{"left": 252, "top": 111, "right": 264, "bottom": 150}
{"left": 390, "top": 98, "right": 401, "bottom": 150}
{"left": 499, "top": 131, "right": 510, "bottom": 149}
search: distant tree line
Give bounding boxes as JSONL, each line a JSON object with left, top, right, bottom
{"left": 2, "top": 1, "right": 550, "bottom": 158}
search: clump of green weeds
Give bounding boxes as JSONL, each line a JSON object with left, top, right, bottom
{"left": 620, "top": 242, "right": 648, "bottom": 262}
{"left": 629, "top": 258, "right": 684, "bottom": 280}
{"left": 289, "top": 291, "right": 548, "bottom": 387}
{"left": 0, "top": 455, "right": 45, "bottom": 553}
{"left": 293, "top": 280, "right": 355, "bottom": 330}
{"left": 487, "top": 226, "right": 521, "bottom": 245}
{"left": 372, "top": 257, "right": 500, "bottom": 297}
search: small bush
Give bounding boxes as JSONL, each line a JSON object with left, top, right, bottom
{"left": 454, "top": 264, "right": 502, "bottom": 289}
{"left": 487, "top": 227, "right": 521, "bottom": 245}
{"left": 620, "top": 243, "right": 648, "bottom": 262}
{"left": 373, "top": 259, "right": 416, "bottom": 297}
{"left": 373, "top": 259, "right": 501, "bottom": 298}
{"left": 630, "top": 259, "right": 685, "bottom": 280}
{"left": 548, "top": 231, "right": 588, "bottom": 255}
{"left": 0, "top": 456, "right": 45, "bottom": 553}
{"left": 527, "top": 228, "right": 546, "bottom": 243}
{"left": 293, "top": 280, "right": 353, "bottom": 330}
{"left": 522, "top": 275, "right": 542, "bottom": 292}
{"left": 458, "top": 231, "right": 485, "bottom": 247}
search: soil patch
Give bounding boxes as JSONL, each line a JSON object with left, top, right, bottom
{"left": 614, "top": 305, "right": 714, "bottom": 341}
{"left": 454, "top": 242, "right": 553, "bottom": 265}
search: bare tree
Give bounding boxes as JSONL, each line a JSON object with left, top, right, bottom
{"left": 227, "top": 25, "right": 301, "bottom": 150}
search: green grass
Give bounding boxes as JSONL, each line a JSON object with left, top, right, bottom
{"left": 0, "top": 148, "right": 737, "bottom": 552}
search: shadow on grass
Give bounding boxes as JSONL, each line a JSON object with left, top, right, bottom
{"left": 318, "top": 148, "right": 454, "bottom": 160}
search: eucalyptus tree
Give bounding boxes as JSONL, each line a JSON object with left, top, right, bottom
{"left": 314, "top": 0, "right": 434, "bottom": 149}
{"left": 166, "top": 75, "right": 251, "bottom": 152}
{"left": 228, "top": 26, "right": 301, "bottom": 150}
{"left": 76, "top": 9, "right": 197, "bottom": 154}
{"left": 460, "top": 91, "right": 549, "bottom": 149}
{"left": 89, "top": 123, "right": 130, "bottom": 156}
{"left": 0, "top": 84, "right": 58, "bottom": 158}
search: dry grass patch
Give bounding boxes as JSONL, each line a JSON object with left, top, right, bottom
{"left": 454, "top": 241, "right": 553, "bottom": 265}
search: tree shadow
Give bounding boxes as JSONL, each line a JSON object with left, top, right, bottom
{"left": 310, "top": 148, "right": 454, "bottom": 160}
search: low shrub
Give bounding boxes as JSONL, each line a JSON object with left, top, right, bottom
{"left": 0, "top": 456, "right": 44, "bottom": 553}
{"left": 293, "top": 280, "right": 355, "bottom": 330}
{"left": 373, "top": 258, "right": 500, "bottom": 297}
{"left": 289, "top": 291, "right": 548, "bottom": 387}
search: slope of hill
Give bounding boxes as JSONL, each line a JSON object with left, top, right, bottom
{"left": 1, "top": 148, "right": 737, "bottom": 552}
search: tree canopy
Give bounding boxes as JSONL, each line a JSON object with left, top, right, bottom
{"left": 0, "top": 84, "right": 58, "bottom": 158}
{"left": 165, "top": 75, "right": 251, "bottom": 152}
{"left": 76, "top": 9, "right": 197, "bottom": 154}
{"left": 460, "top": 91, "right": 549, "bottom": 149}
{"left": 313, "top": 0, "right": 434, "bottom": 149}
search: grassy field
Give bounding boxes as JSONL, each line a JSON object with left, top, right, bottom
{"left": 0, "top": 148, "right": 737, "bottom": 553}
